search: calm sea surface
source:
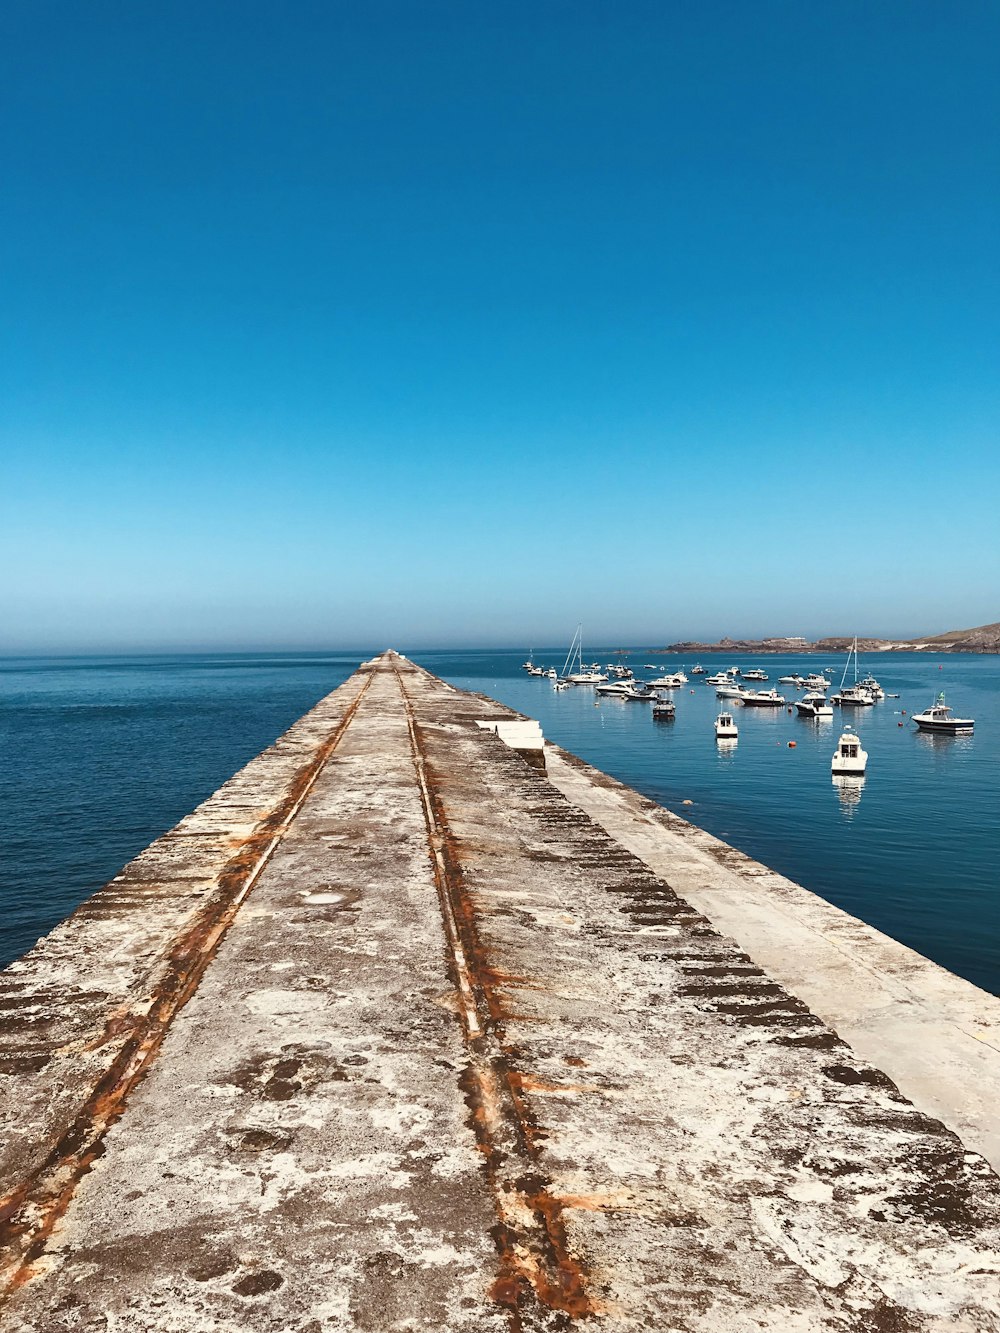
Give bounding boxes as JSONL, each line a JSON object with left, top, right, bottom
{"left": 1, "top": 650, "right": 997, "bottom": 996}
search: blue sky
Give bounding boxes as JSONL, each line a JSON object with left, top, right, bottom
{"left": 3, "top": 1, "right": 998, "bottom": 651}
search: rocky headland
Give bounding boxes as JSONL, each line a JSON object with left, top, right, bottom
{"left": 659, "top": 621, "right": 1000, "bottom": 655}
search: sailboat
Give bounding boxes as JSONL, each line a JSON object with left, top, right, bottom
{"left": 831, "top": 637, "right": 877, "bottom": 707}
{"left": 560, "top": 625, "right": 607, "bottom": 684}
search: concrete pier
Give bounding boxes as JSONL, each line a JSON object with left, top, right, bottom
{"left": 1, "top": 653, "right": 999, "bottom": 1331}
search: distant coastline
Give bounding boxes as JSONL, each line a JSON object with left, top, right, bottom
{"left": 656, "top": 620, "right": 1000, "bottom": 656}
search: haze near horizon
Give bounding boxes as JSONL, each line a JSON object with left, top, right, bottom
{"left": 3, "top": 1, "right": 998, "bottom": 653}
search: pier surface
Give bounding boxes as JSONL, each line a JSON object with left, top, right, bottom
{"left": 1, "top": 653, "right": 999, "bottom": 1332}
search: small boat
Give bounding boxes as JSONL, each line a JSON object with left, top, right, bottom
{"left": 546, "top": 668, "right": 557, "bottom": 679}
{"left": 740, "top": 689, "right": 787, "bottom": 707}
{"left": 795, "top": 691, "right": 833, "bottom": 718}
{"left": 716, "top": 683, "right": 746, "bottom": 699}
{"left": 859, "top": 673, "right": 885, "bottom": 701}
{"left": 912, "top": 693, "right": 974, "bottom": 735}
{"left": 527, "top": 665, "right": 546, "bottom": 676}
{"left": 779, "top": 674, "right": 805, "bottom": 685}
{"left": 832, "top": 727, "right": 867, "bottom": 774}
{"left": 620, "top": 682, "right": 656, "bottom": 701}
{"left": 706, "top": 672, "right": 729, "bottom": 685}
{"left": 653, "top": 672, "right": 688, "bottom": 689}
{"left": 690, "top": 664, "right": 706, "bottom": 674}
{"left": 804, "top": 673, "right": 831, "bottom": 690}
{"left": 553, "top": 680, "right": 570, "bottom": 691}
{"left": 742, "top": 668, "right": 768, "bottom": 681}
{"left": 832, "top": 685, "right": 876, "bottom": 707}
{"left": 715, "top": 711, "right": 738, "bottom": 739}
{"left": 652, "top": 693, "right": 676, "bottom": 719}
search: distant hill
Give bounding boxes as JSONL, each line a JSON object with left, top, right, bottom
{"left": 660, "top": 620, "right": 1000, "bottom": 654}
{"left": 905, "top": 622, "right": 1000, "bottom": 652}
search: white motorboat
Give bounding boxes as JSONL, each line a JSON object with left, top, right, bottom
{"left": 716, "top": 683, "right": 746, "bottom": 699}
{"left": 912, "top": 693, "right": 974, "bottom": 735}
{"left": 691, "top": 663, "right": 706, "bottom": 674}
{"left": 832, "top": 684, "right": 876, "bottom": 707}
{"left": 653, "top": 672, "right": 688, "bottom": 689}
{"left": 804, "top": 673, "right": 832, "bottom": 690}
{"left": 621, "top": 682, "right": 656, "bottom": 701}
{"left": 832, "top": 727, "right": 868, "bottom": 774}
{"left": 779, "top": 674, "right": 805, "bottom": 685}
{"left": 597, "top": 680, "right": 654, "bottom": 700}
{"left": 715, "top": 711, "right": 738, "bottom": 739}
{"left": 859, "top": 673, "right": 885, "bottom": 700}
{"left": 740, "top": 689, "right": 787, "bottom": 707}
{"left": 546, "top": 668, "right": 557, "bottom": 679}
{"left": 742, "top": 668, "right": 768, "bottom": 681}
{"left": 706, "top": 672, "right": 729, "bottom": 685}
{"left": 795, "top": 691, "right": 833, "bottom": 718}
{"left": 652, "top": 693, "right": 676, "bottom": 718}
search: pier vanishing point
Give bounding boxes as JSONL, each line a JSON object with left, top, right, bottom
{"left": 1, "top": 653, "right": 999, "bottom": 1331}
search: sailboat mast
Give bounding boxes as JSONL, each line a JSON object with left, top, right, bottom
{"left": 838, "top": 636, "right": 858, "bottom": 690}
{"left": 561, "top": 623, "right": 582, "bottom": 679}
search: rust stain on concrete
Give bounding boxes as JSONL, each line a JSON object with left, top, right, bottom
{"left": 394, "top": 664, "right": 597, "bottom": 1325}
{"left": 0, "top": 671, "right": 374, "bottom": 1297}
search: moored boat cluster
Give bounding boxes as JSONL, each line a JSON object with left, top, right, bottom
{"left": 522, "top": 630, "right": 977, "bottom": 786}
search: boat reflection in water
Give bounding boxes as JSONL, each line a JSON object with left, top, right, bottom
{"left": 715, "top": 735, "right": 738, "bottom": 763}
{"left": 832, "top": 773, "right": 866, "bottom": 815}
{"left": 913, "top": 727, "right": 975, "bottom": 756}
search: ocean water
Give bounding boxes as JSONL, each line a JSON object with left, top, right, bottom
{"left": 1, "top": 650, "right": 997, "bottom": 997}
{"left": 0, "top": 654, "right": 358, "bottom": 967}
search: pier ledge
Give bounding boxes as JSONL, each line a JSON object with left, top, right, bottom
{"left": 1, "top": 652, "right": 999, "bottom": 1331}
